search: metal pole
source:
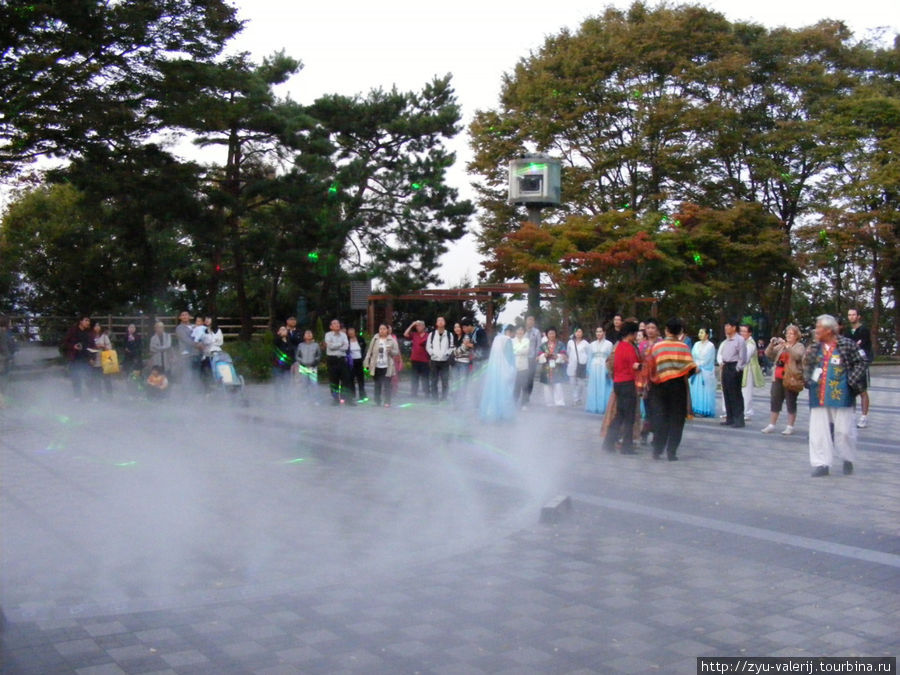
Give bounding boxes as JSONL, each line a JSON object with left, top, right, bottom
{"left": 525, "top": 205, "right": 542, "bottom": 320}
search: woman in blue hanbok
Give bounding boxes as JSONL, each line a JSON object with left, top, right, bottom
{"left": 585, "top": 326, "right": 614, "bottom": 414}
{"left": 689, "top": 328, "right": 717, "bottom": 417}
{"left": 479, "top": 330, "right": 516, "bottom": 422}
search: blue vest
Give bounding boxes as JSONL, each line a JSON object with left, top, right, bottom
{"left": 808, "top": 344, "right": 853, "bottom": 408}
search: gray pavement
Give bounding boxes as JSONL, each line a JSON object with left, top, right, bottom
{"left": 1, "top": 347, "right": 898, "bottom": 674}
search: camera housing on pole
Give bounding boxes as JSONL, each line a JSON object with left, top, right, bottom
{"left": 507, "top": 154, "right": 562, "bottom": 317}
{"left": 508, "top": 155, "right": 561, "bottom": 207}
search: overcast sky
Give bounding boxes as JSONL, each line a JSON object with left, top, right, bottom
{"left": 224, "top": 0, "right": 898, "bottom": 303}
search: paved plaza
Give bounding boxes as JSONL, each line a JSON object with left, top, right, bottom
{"left": 1, "top": 346, "right": 898, "bottom": 674}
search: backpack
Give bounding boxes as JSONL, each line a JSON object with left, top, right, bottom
{"left": 429, "top": 330, "right": 456, "bottom": 361}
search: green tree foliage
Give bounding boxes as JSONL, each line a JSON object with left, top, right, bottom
{"left": 0, "top": 0, "right": 242, "bottom": 175}
{"left": 255, "top": 76, "right": 475, "bottom": 330}
{"left": 155, "top": 50, "right": 307, "bottom": 338}
{"left": 54, "top": 145, "right": 210, "bottom": 313}
{"left": 469, "top": 2, "right": 896, "bottom": 344}
{"left": 802, "top": 69, "right": 900, "bottom": 353}
{"left": 655, "top": 202, "right": 794, "bottom": 329}
{"left": 1, "top": 5, "right": 473, "bottom": 339}
{"left": 0, "top": 183, "right": 144, "bottom": 314}
{"left": 304, "top": 75, "right": 474, "bottom": 295}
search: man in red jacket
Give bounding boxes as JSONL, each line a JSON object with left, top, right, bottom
{"left": 602, "top": 320, "right": 642, "bottom": 455}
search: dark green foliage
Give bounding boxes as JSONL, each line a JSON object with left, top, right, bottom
{"left": 0, "top": 0, "right": 242, "bottom": 175}
{"left": 469, "top": 2, "right": 898, "bottom": 346}
{"left": 228, "top": 334, "right": 274, "bottom": 382}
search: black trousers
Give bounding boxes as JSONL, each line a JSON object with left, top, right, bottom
{"left": 373, "top": 367, "right": 390, "bottom": 405}
{"left": 429, "top": 360, "right": 450, "bottom": 400}
{"left": 604, "top": 381, "right": 637, "bottom": 451}
{"left": 524, "top": 361, "right": 537, "bottom": 402}
{"left": 651, "top": 377, "right": 688, "bottom": 458}
{"left": 721, "top": 362, "right": 744, "bottom": 425}
{"left": 410, "top": 360, "right": 430, "bottom": 397}
{"left": 327, "top": 355, "right": 350, "bottom": 401}
{"left": 349, "top": 359, "right": 366, "bottom": 399}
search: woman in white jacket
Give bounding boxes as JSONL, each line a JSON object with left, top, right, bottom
{"left": 585, "top": 326, "right": 614, "bottom": 414}
{"left": 199, "top": 319, "right": 224, "bottom": 386}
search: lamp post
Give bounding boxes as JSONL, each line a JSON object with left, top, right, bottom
{"left": 508, "top": 154, "right": 561, "bottom": 318}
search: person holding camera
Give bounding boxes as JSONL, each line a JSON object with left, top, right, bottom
{"left": 762, "top": 325, "right": 806, "bottom": 435}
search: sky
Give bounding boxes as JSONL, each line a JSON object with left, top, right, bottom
{"left": 224, "top": 0, "right": 898, "bottom": 305}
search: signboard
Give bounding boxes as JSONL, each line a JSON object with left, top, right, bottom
{"left": 350, "top": 280, "right": 372, "bottom": 310}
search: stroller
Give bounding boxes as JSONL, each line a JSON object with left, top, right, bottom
{"left": 210, "top": 350, "right": 248, "bottom": 405}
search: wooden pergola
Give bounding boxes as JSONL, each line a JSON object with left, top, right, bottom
{"left": 366, "top": 283, "right": 558, "bottom": 337}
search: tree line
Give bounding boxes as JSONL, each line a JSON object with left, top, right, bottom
{"left": 0, "top": 0, "right": 473, "bottom": 339}
{"left": 1, "top": 2, "right": 897, "bottom": 351}
{"left": 468, "top": 2, "right": 899, "bottom": 352}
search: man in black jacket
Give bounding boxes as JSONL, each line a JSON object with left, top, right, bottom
{"left": 62, "top": 316, "right": 93, "bottom": 399}
{"left": 846, "top": 308, "right": 872, "bottom": 429}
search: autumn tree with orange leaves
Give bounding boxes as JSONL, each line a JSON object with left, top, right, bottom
{"left": 469, "top": 2, "right": 897, "bottom": 349}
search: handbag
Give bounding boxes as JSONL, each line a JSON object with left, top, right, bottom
{"left": 574, "top": 341, "right": 587, "bottom": 379}
{"left": 782, "top": 368, "right": 805, "bottom": 393}
{"left": 101, "top": 349, "right": 120, "bottom": 375}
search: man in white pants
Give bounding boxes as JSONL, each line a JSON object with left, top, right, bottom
{"left": 802, "top": 315, "right": 868, "bottom": 477}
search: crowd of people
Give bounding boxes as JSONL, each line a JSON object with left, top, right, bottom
{"left": 60, "top": 312, "right": 226, "bottom": 400}
{"left": 52, "top": 307, "right": 874, "bottom": 477}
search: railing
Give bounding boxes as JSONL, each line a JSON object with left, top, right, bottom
{"left": 4, "top": 315, "right": 272, "bottom": 345}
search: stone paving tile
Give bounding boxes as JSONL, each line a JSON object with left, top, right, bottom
{"left": 3, "top": 367, "right": 900, "bottom": 673}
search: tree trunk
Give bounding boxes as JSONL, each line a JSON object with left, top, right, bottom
{"left": 206, "top": 244, "right": 221, "bottom": 320}
{"left": 833, "top": 262, "right": 843, "bottom": 315}
{"left": 778, "top": 271, "right": 794, "bottom": 330}
{"left": 229, "top": 216, "right": 253, "bottom": 342}
{"left": 268, "top": 265, "right": 283, "bottom": 331}
{"left": 871, "top": 248, "right": 881, "bottom": 357}
{"left": 224, "top": 124, "right": 253, "bottom": 342}
{"left": 525, "top": 269, "right": 541, "bottom": 320}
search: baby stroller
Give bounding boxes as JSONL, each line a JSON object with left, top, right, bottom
{"left": 210, "top": 350, "right": 248, "bottom": 406}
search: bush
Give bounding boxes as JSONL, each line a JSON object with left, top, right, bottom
{"left": 228, "top": 334, "right": 274, "bottom": 382}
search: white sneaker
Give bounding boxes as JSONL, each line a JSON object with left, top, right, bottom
{"left": 856, "top": 415, "right": 868, "bottom": 429}
{"left": 761, "top": 424, "right": 776, "bottom": 433}
{"left": 781, "top": 426, "right": 794, "bottom": 435}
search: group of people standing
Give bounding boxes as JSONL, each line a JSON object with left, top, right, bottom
{"left": 478, "top": 309, "right": 873, "bottom": 476}
{"left": 599, "top": 317, "right": 696, "bottom": 461}
{"left": 61, "top": 312, "right": 226, "bottom": 399}
{"left": 272, "top": 316, "right": 494, "bottom": 408}
{"left": 58, "top": 305, "right": 874, "bottom": 478}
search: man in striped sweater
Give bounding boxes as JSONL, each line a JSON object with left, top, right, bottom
{"left": 647, "top": 318, "right": 698, "bottom": 461}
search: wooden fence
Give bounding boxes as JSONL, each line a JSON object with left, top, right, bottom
{"left": 5, "top": 315, "right": 272, "bottom": 345}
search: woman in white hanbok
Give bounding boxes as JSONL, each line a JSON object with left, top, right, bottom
{"left": 689, "top": 328, "right": 717, "bottom": 417}
{"left": 585, "top": 326, "right": 613, "bottom": 414}
{"left": 479, "top": 332, "right": 516, "bottom": 422}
